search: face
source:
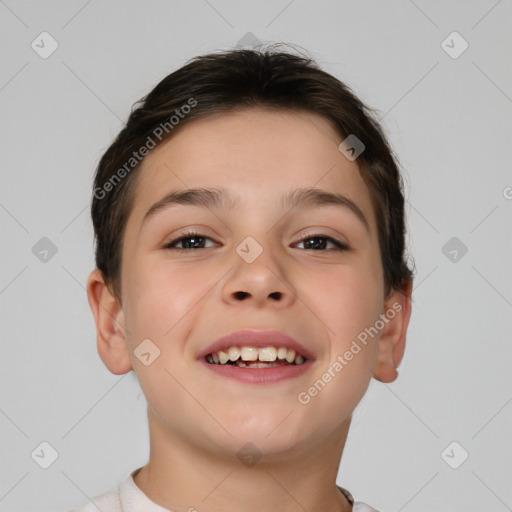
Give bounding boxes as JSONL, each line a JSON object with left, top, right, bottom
{"left": 90, "top": 108, "right": 406, "bottom": 462}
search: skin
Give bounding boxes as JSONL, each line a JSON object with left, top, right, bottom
{"left": 87, "top": 107, "right": 412, "bottom": 512}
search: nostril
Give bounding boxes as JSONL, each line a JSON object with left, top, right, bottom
{"left": 232, "top": 291, "right": 282, "bottom": 300}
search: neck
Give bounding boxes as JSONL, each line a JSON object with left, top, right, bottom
{"left": 133, "top": 408, "right": 353, "bottom": 512}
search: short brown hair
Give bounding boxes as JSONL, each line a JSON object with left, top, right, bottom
{"left": 91, "top": 45, "right": 414, "bottom": 304}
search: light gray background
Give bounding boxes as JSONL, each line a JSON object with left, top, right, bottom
{"left": 1, "top": 1, "right": 511, "bottom": 511}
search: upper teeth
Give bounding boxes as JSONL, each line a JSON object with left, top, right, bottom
{"left": 207, "top": 346, "right": 305, "bottom": 365}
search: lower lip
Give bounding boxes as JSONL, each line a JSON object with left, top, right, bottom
{"left": 200, "top": 359, "right": 313, "bottom": 384}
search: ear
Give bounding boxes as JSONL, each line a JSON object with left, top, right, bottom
{"left": 86, "top": 269, "right": 133, "bottom": 375}
{"left": 372, "top": 280, "right": 413, "bottom": 383}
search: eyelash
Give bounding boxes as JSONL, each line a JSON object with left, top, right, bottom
{"left": 163, "top": 230, "right": 350, "bottom": 251}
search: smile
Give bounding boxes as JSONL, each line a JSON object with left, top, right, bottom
{"left": 198, "top": 328, "right": 314, "bottom": 383}
{"left": 206, "top": 346, "right": 306, "bottom": 367}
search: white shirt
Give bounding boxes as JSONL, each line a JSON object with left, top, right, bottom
{"left": 68, "top": 467, "right": 380, "bottom": 512}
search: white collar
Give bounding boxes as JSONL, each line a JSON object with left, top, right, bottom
{"left": 120, "top": 466, "right": 361, "bottom": 512}
{"left": 119, "top": 467, "right": 170, "bottom": 511}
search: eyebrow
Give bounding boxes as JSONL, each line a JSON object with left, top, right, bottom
{"left": 140, "top": 186, "right": 370, "bottom": 232}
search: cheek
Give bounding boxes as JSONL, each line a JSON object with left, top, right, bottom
{"left": 303, "top": 256, "right": 383, "bottom": 334}
{"left": 122, "top": 258, "right": 211, "bottom": 409}
{"left": 123, "top": 254, "right": 216, "bottom": 341}
{"left": 300, "top": 256, "right": 383, "bottom": 410}
{"left": 298, "top": 269, "right": 382, "bottom": 426}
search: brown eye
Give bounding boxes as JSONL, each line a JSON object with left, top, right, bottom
{"left": 163, "top": 232, "right": 218, "bottom": 250}
{"left": 295, "top": 234, "right": 349, "bottom": 251}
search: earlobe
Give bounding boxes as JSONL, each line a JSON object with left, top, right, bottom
{"left": 86, "top": 269, "right": 133, "bottom": 375}
{"left": 372, "top": 280, "right": 413, "bottom": 384}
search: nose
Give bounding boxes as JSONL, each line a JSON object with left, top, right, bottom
{"left": 222, "top": 242, "right": 296, "bottom": 309}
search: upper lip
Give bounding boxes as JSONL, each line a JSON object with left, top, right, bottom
{"left": 197, "top": 328, "right": 315, "bottom": 361}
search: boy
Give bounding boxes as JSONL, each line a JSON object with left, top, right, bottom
{"left": 76, "top": 45, "right": 414, "bottom": 512}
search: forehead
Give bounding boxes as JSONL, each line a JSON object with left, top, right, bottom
{"left": 127, "top": 108, "right": 376, "bottom": 232}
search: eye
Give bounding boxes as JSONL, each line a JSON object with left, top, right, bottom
{"left": 295, "top": 234, "right": 349, "bottom": 251}
{"left": 163, "top": 231, "right": 218, "bottom": 250}
{"left": 162, "top": 231, "right": 349, "bottom": 252}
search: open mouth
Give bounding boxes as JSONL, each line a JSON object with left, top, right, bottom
{"left": 205, "top": 346, "right": 307, "bottom": 367}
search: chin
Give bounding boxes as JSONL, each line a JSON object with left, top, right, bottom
{"left": 210, "top": 407, "right": 309, "bottom": 458}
